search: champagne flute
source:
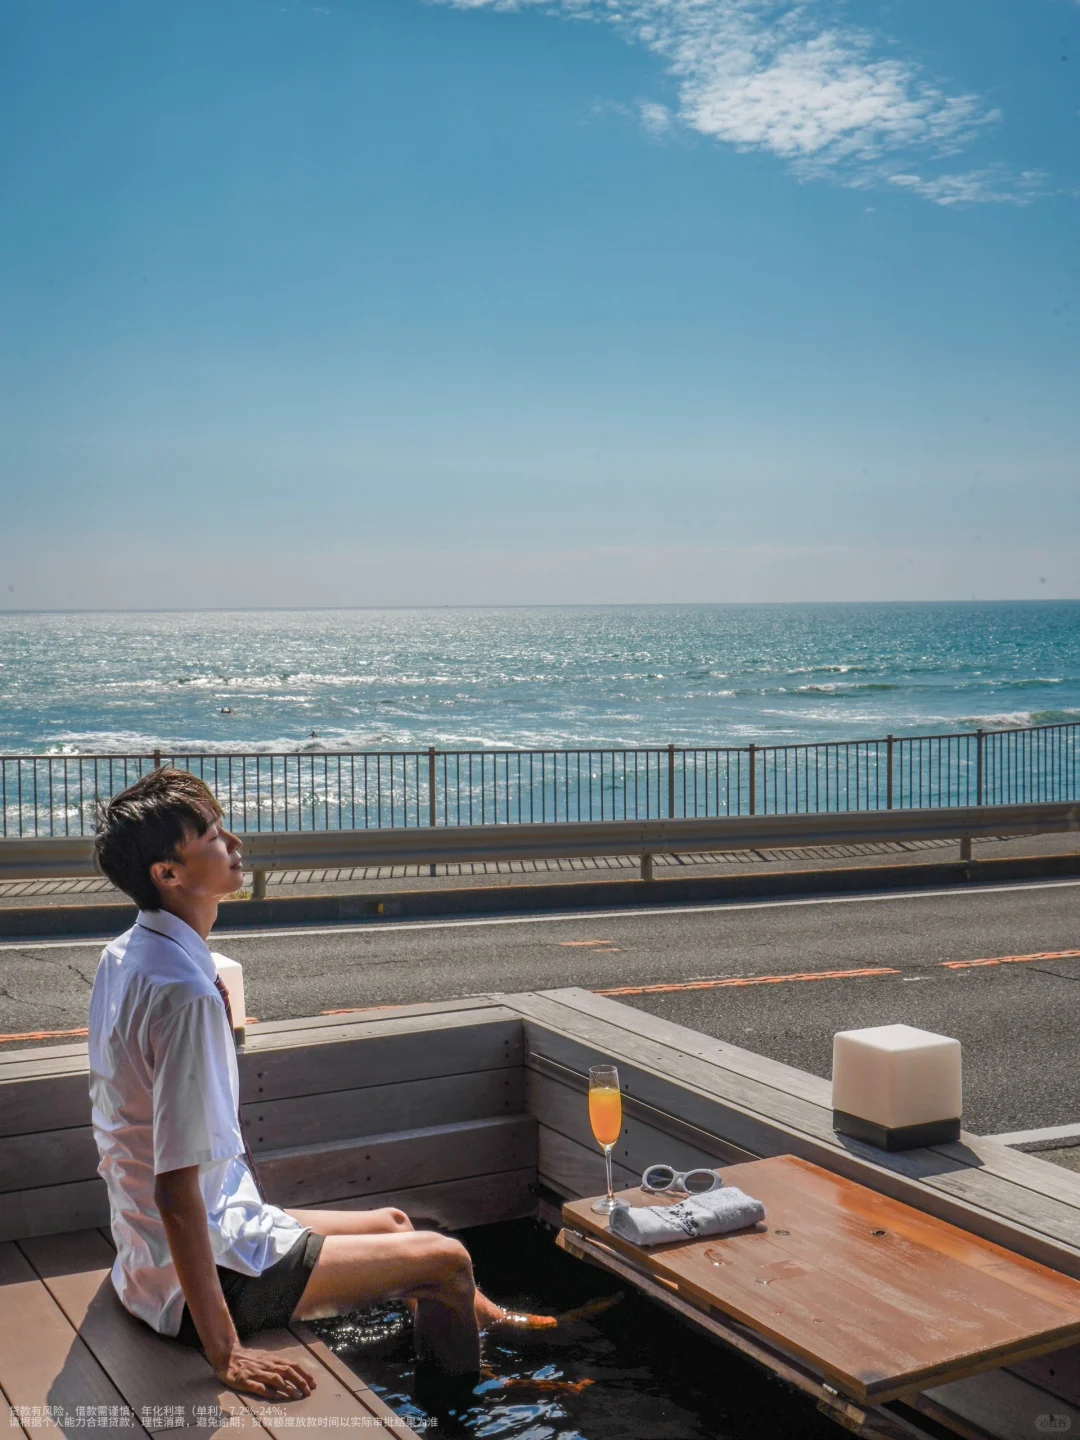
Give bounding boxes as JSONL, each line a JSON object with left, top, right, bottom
{"left": 588, "top": 1064, "right": 622, "bottom": 1214}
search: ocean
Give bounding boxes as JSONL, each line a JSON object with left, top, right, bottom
{"left": 1, "top": 602, "right": 1078, "bottom": 756}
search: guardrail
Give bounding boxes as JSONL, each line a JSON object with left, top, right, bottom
{"left": 2, "top": 721, "right": 1078, "bottom": 840}
{"left": 2, "top": 801, "right": 1077, "bottom": 889}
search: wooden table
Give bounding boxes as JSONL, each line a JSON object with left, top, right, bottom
{"left": 562, "top": 1153, "right": 1080, "bottom": 1405}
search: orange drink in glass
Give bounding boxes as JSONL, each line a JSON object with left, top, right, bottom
{"left": 588, "top": 1064, "right": 622, "bottom": 1213}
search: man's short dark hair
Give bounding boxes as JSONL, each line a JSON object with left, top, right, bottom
{"left": 94, "top": 768, "right": 223, "bottom": 912}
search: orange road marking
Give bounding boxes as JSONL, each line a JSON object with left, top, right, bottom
{"left": 560, "top": 940, "right": 616, "bottom": 947}
{"left": 594, "top": 948, "right": 1080, "bottom": 998}
{"left": 940, "top": 949, "right": 1080, "bottom": 970}
{"left": 0, "top": 1025, "right": 89, "bottom": 1043}
{"left": 596, "top": 967, "right": 901, "bottom": 997}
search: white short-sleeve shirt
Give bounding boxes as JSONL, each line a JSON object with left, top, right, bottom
{"left": 88, "top": 909, "right": 306, "bottom": 1337}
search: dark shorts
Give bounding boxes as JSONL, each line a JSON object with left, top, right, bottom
{"left": 175, "top": 1229, "right": 325, "bottom": 1348}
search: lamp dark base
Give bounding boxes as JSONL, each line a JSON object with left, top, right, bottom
{"left": 832, "top": 1110, "right": 961, "bottom": 1151}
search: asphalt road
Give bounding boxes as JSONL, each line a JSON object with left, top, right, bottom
{"left": 2, "top": 877, "right": 1077, "bottom": 1135}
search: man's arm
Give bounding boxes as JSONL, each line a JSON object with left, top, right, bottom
{"left": 155, "top": 1167, "right": 315, "bottom": 1400}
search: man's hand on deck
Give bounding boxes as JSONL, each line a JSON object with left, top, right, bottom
{"left": 212, "top": 1345, "right": 317, "bottom": 1401}
{"left": 155, "top": 1166, "right": 317, "bottom": 1401}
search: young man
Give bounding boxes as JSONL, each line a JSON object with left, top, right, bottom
{"left": 90, "top": 768, "right": 548, "bottom": 1404}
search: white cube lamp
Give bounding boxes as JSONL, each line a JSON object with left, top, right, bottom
{"left": 832, "top": 1024, "right": 961, "bottom": 1150}
{"left": 212, "top": 952, "right": 247, "bottom": 1046}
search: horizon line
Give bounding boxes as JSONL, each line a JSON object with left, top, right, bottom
{"left": 2, "top": 598, "right": 1080, "bottom": 618}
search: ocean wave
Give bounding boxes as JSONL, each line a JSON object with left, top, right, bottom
{"left": 796, "top": 683, "right": 900, "bottom": 695}
{"left": 98, "top": 671, "right": 480, "bottom": 693}
{"left": 957, "top": 709, "right": 1080, "bottom": 729}
{"left": 995, "top": 677, "right": 1066, "bottom": 689}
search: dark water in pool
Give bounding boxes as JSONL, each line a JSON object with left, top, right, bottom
{"left": 309, "top": 1220, "right": 841, "bottom": 1439}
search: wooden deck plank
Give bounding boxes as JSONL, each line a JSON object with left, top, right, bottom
{"left": 247, "top": 995, "right": 503, "bottom": 1036}
{"left": 245, "top": 1067, "right": 525, "bottom": 1152}
{"left": 537, "top": 986, "right": 835, "bottom": 1107}
{"left": 538, "top": 1124, "right": 638, "bottom": 1199}
{"left": 929, "top": 1134, "right": 1080, "bottom": 1214}
{"left": 243, "top": 1006, "right": 521, "bottom": 1057}
{"left": 920, "top": 1368, "right": 1080, "bottom": 1440}
{"left": 1006, "top": 1343, "right": 1080, "bottom": 1407}
{"left": 17, "top": 1230, "right": 271, "bottom": 1434}
{"left": 0, "top": 1124, "right": 101, "bottom": 1194}
{"left": 0, "top": 1239, "right": 150, "bottom": 1436}
{"left": 0, "top": 1402, "right": 29, "bottom": 1439}
{"left": 0, "top": 1177, "right": 110, "bottom": 1245}
{"left": 0, "top": 1040, "right": 91, "bottom": 1067}
{"left": 306, "top": 1166, "right": 537, "bottom": 1231}
{"left": 0, "top": 1071, "right": 93, "bottom": 1139}
{"left": 563, "top": 1156, "right": 1080, "bottom": 1405}
{"left": 241, "top": 1014, "right": 522, "bottom": 1104}
{"left": 238, "top": 1329, "right": 420, "bottom": 1438}
{"left": 257, "top": 1115, "right": 537, "bottom": 1209}
{"left": 290, "top": 1324, "right": 422, "bottom": 1431}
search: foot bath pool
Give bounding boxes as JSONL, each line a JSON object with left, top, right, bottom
{"left": 309, "top": 1219, "right": 845, "bottom": 1439}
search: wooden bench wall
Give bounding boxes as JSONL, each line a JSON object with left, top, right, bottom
{"left": 509, "top": 986, "right": 1080, "bottom": 1274}
{"left": 0, "top": 997, "right": 536, "bottom": 1241}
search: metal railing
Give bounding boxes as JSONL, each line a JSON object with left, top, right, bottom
{"left": 2, "top": 721, "right": 1078, "bottom": 839}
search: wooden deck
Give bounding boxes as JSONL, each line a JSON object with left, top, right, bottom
{"left": 3, "top": 985, "right": 1080, "bottom": 1438}
{"left": 0, "top": 1226, "right": 419, "bottom": 1436}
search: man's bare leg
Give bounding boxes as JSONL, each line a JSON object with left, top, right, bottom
{"left": 285, "top": 1207, "right": 554, "bottom": 1346}
{"left": 287, "top": 1212, "right": 479, "bottom": 1375}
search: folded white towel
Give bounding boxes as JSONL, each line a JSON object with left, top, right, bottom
{"left": 607, "top": 1186, "right": 765, "bottom": 1247}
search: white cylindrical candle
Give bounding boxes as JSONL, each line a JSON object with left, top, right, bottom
{"left": 212, "top": 953, "right": 246, "bottom": 1044}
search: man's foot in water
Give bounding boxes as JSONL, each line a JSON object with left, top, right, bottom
{"left": 475, "top": 1290, "right": 624, "bottom": 1333}
{"left": 475, "top": 1292, "right": 558, "bottom": 1332}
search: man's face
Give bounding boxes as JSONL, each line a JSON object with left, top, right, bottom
{"left": 163, "top": 806, "right": 245, "bottom": 902}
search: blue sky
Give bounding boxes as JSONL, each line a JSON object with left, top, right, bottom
{"left": 1, "top": 0, "right": 1077, "bottom": 606}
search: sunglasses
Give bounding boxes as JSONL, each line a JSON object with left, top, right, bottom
{"left": 641, "top": 1163, "right": 723, "bottom": 1195}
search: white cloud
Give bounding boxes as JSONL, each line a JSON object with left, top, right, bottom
{"left": 887, "top": 167, "right": 1045, "bottom": 206}
{"left": 442, "top": 0, "right": 1036, "bottom": 203}
{"left": 639, "top": 99, "right": 673, "bottom": 136}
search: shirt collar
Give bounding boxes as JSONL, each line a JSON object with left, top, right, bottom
{"left": 136, "top": 909, "right": 216, "bottom": 983}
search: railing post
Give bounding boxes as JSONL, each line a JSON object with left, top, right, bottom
{"left": 886, "top": 735, "right": 894, "bottom": 811}
{"left": 428, "top": 746, "right": 437, "bottom": 876}
{"left": 976, "top": 729, "right": 984, "bottom": 807}
{"left": 748, "top": 743, "right": 757, "bottom": 816}
{"left": 251, "top": 869, "right": 267, "bottom": 901}
{"left": 667, "top": 744, "right": 676, "bottom": 820}
{"left": 641, "top": 852, "right": 654, "bottom": 883}
{"left": 152, "top": 749, "right": 162, "bottom": 771}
